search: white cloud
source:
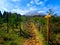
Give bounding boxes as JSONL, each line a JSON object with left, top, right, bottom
{"left": 27, "top": 0, "right": 44, "bottom": 5}
{"left": 11, "top": 6, "right": 38, "bottom": 15}
{"left": 2, "top": 8, "right": 8, "bottom": 11}
{"left": 0, "top": 0, "right": 21, "bottom": 13}
{"left": 0, "top": 0, "right": 13, "bottom": 9}
{"left": 11, "top": 8, "right": 30, "bottom": 15}
{"left": 0, "top": 0, "right": 8, "bottom": 10}
{"left": 38, "top": 11, "right": 45, "bottom": 13}
{"left": 0, "top": 0, "right": 33, "bottom": 15}
{"left": 11, "top": 8, "right": 25, "bottom": 15}
{"left": 0, "top": 0, "right": 46, "bottom": 15}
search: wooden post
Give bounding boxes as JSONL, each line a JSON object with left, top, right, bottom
{"left": 47, "top": 18, "right": 50, "bottom": 44}
{"left": 45, "top": 14, "right": 51, "bottom": 44}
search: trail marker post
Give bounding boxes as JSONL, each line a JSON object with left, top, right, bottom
{"left": 45, "top": 14, "right": 51, "bottom": 44}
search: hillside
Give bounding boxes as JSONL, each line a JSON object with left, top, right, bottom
{"left": 0, "top": 11, "right": 60, "bottom": 45}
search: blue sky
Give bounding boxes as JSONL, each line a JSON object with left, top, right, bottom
{"left": 0, "top": 0, "right": 60, "bottom": 15}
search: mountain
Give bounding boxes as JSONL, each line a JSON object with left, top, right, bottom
{"left": 24, "top": 11, "right": 45, "bottom": 16}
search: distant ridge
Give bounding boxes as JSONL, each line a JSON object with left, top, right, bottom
{"left": 24, "top": 11, "right": 46, "bottom": 16}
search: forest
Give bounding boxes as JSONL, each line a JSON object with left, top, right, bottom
{"left": 0, "top": 9, "right": 60, "bottom": 45}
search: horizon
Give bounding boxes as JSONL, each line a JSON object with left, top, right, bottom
{"left": 0, "top": 0, "right": 60, "bottom": 16}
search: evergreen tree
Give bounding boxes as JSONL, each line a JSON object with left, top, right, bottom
{"left": 0, "top": 11, "right": 3, "bottom": 24}
{"left": 0, "top": 11, "right": 2, "bottom": 17}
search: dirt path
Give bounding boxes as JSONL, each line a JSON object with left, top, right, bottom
{"left": 23, "top": 22, "right": 45, "bottom": 45}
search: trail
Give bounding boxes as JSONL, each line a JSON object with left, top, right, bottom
{"left": 23, "top": 21, "right": 46, "bottom": 45}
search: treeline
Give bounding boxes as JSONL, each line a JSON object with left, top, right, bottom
{"left": 0, "top": 11, "right": 21, "bottom": 24}
{"left": 0, "top": 10, "right": 60, "bottom": 34}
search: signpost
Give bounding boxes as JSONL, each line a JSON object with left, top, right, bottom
{"left": 45, "top": 14, "right": 51, "bottom": 44}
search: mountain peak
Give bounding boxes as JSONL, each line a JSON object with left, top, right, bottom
{"left": 24, "top": 11, "right": 45, "bottom": 16}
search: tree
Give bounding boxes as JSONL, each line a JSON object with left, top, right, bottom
{"left": 0, "top": 11, "right": 2, "bottom": 17}
{"left": 47, "top": 9, "right": 54, "bottom": 15}
{"left": 3, "top": 11, "right": 8, "bottom": 23}
{"left": 0, "top": 11, "right": 3, "bottom": 24}
{"left": 15, "top": 13, "right": 21, "bottom": 28}
{"left": 47, "top": 9, "right": 58, "bottom": 23}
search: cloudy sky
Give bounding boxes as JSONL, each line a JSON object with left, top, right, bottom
{"left": 0, "top": 0, "right": 60, "bottom": 15}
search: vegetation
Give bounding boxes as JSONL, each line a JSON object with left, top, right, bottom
{"left": 0, "top": 9, "right": 60, "bottom": 45}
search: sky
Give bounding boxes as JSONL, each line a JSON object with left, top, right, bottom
{"left": 0, "top": 0, "right": 60, "bottom": 15}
